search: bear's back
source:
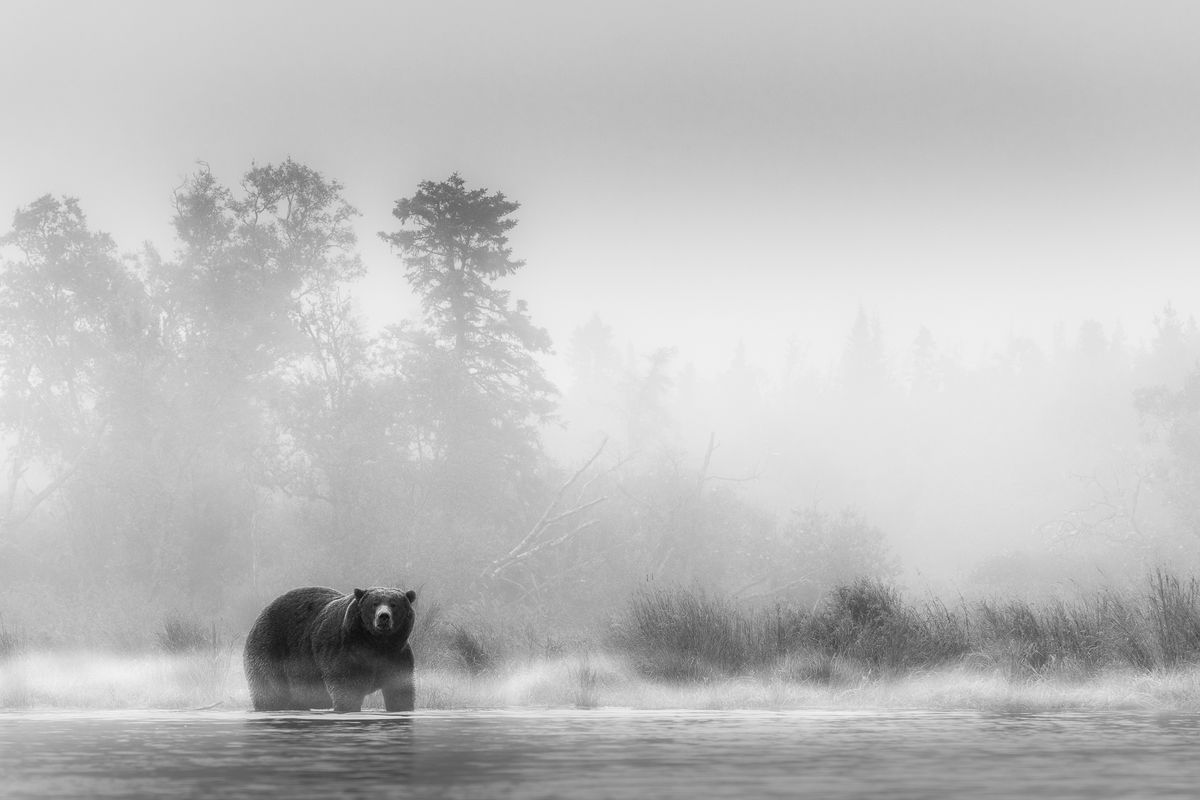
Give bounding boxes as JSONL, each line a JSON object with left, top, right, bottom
{"left": 248, "top": 586, "right": 344, "bottom": 656}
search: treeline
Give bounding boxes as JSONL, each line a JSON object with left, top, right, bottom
{"left": 1, "top": 158, "right": 1199, "bottom": 647}
{"left": 555, "top": 302, "right": 1200, "bottom": 596}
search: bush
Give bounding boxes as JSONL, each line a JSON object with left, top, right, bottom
{"left": 612, "top": 585, "right": 777, "bottom": 680}
{"left": 808, "top": 578, "right": 968, "bottom": 671}
{"left": 156, "top": 615, "right": 217, "bottom": 654}
{"left": 965, "top": 573, "right": 1200, "bottom": 672}
{"left": 0, "top": 617, "right": 21, "bottom": 659}
{"left": 1148, "top": 570, "right": 1200, "bottom": 666}
{"left": 450, "top": 627, "right": 495, "bottom": 675}
{"left": 611, "top": 579, "right": 971, "bottom": 679}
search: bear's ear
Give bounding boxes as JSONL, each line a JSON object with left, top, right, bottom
{"left": 405, "top": 589, "right": 417, "bottom": 604}
{"left": 353, "top": 588, "right": 365, "bottom": 601}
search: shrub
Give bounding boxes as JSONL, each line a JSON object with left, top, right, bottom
{"left": 1148, "top": 570, "right": 1200, "bottom": 666}
{"left": 807, "top": 578, "right": 967, "bottom": 671}
{"left": 156, "top": 615, "right": 217, "bottom": 654}
{"left": 965, "top": 574, "right": 1200, "bottom": 672}
{"left": 613, "top": 579, "right": 971, "bottom": 679}
{"left": 450, "top": 627, "right": 494, "bottom": 675}
{"left": 612, "top": 585, "right": 767, "bottom": 680}
{"left": 0, "top": 617, "right": 21, "bottom": 659}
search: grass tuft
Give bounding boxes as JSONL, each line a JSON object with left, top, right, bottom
{"left": 156, "top": 615, "right": 218, "bottom": 655}
{"left": 0, "top": 616, "right": 23, "bottom": 659}
{"left": 611, "top": 585, "right": 792, "bottom": 680}
{"left": 450, "top": 627, "right": 495, "bottom": 675}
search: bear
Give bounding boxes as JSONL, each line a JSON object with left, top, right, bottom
{"left": 244, "top": 586, "right": 417, "bottom": 713}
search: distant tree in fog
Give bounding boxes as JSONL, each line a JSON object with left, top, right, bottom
{"left": 840, "top": 305, "right": 888, "bottom": 397}
{"left": 555, "top": 315, "right": 625, "bottom": 456}
{"left": 615, "top": 347, "right": 675, "bottom": 447}
{"left": 166, "top": 159, "right": 374, "bottom": 597}
{"left": 380, "top": 174, "right": 556, "bottom": 530}
{"left": 0, "top": 196, "right": 152, "bottom": 541}
{"left": 781, "top": 505, "right": 898, "bottom": 599}
{"left": 1140, "top": 303, "right": 1200, "bottom": 385}
{"left": 909, "top": 326, "right": 939, "bottom": 395}
{"left": 567, "top": 314, "right": 621, "bottom": 393}
{"left": 1136, "top": 365, "right": 1200, "bottom": 547}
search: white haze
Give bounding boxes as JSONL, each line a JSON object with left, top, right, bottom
{"left": 2, "top": 0, "right": 1199, "bottom": 586}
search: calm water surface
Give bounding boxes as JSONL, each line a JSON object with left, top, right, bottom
{"left": 2, "top": 708, "right": 1198, "bottom": 798}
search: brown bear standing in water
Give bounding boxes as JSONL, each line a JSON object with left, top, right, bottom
{"left": 244, "top": 586, "right": 417, "bottom": 712}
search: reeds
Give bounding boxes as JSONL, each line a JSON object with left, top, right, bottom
{"left": 610, "top": 585, "right": 783, "bottom": 679}
{"left": 612, "top": 572, "right": 1200, "bottom": 681}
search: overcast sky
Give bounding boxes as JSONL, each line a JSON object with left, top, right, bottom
{"left": 3, "top": 0, "right": 1199, "bottom": 378}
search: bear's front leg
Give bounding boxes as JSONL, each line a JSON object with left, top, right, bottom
{"left": 383, "top": 646, "right": 416, "bottom": 712}
{"left": 327, "top": 683, "right": 365, "bottom": 713}
{"left": 382, "top": 677, "right": 414, "bottom": 712}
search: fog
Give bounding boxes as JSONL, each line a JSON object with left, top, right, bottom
{"left": 1, "top": 1, "right": 1199, "bottom": 653}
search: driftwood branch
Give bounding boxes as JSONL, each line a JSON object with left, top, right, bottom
{"left": 485, "top": 439, "right": 609, "bottom": 579}
{"left": 495, "top": 519, "right": 602, "bottom": 574}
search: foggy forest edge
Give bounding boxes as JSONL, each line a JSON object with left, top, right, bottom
{"left": 1, "top": 158, "right": 1200, "bottom": 684}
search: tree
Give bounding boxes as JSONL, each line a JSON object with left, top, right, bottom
{"left": 380, "top": 174, "right": 556, "bottom": 526}
{"left": 0, "top": 196, "right": 150, "bottom": 534}
{"left": 840, "top": 305, "right": 888, "bottom": 397}
{"left": 1136, "top": 365, "right": 1200, "bottom": 546}
{"left": 909, "top": 326, "right": 939, "bottom": 395}
{"left": 620, "top": 347, "right": 677, "bottom": 449}
{"left": 163, "top": 159, "right": 375, "bottom": 598}
{"left": 778, "top": 505, "right": 898, "bottom": 602}
{"left": 1140, "top": 303, "right": 1200, "bottom": 386}
{"left": 0, "top": 196, "right": 171, "bottom": 597}
{"left": 566, "top": 314, "right": 621, "bottom": 395}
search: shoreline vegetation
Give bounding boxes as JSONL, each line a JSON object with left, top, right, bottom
{"left": 5, "top": 574, "right": 1200, "bottom": 714}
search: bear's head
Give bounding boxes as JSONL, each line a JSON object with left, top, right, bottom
{"left": 345, "top": 587, "right": 417, "bottom": 640}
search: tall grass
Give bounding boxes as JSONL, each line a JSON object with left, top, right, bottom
{"left": 611, "top": 586, "right": 785, "bottom": 679}
{"left": 613, "top": 572, "right": 1200, "bottom": 682}
{"left": 1148, "top": 570, "right": 1200, "bottom": 666}
{"left": 0, "top": 615, "right": 22, "bottom": 659}
{"left": 156, "top": 615, "right": 219, "bottom": 655}
{"left": 807, "top": 579, "right": 970, "bottom": 671}
{"left": 613, "top": 578, "right": 970, "bottom": 680}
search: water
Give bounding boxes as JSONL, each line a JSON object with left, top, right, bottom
{"left": 2, "top": 709, "right": 1198, "bottom": 799}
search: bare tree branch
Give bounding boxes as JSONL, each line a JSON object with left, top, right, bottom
{"left": 499, "top": 438, "right": 606, "bottom": 561}
{"left": 484, "top": 438, "right": 609, "bottom": 579}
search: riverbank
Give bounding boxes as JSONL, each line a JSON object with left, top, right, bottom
{"left": 6, "top": 573, "right": 1200, "bottom": 713}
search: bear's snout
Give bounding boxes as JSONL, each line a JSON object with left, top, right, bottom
{"left": 374, "top": 605, "right": 393, "bottom": 631}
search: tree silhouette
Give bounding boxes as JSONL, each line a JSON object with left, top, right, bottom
{"left": 381, "top": 174, "right": 555, "bottom": 525}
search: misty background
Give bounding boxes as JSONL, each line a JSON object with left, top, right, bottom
{"left": 2, "top": 1, "right": 1199, "bottom": 643}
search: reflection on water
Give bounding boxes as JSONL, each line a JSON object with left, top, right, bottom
{"left": 2, "top": 709, "right": 1199, "bottom": 799}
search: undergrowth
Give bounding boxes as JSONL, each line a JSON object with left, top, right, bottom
{"left": 613, "top": 570, "right": 1200, "bottom": 681}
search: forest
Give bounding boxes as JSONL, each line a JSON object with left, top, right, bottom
{"left": 1, "top": 158, "right": 1199, "bottom": 664}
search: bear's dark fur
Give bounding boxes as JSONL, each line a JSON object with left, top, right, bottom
{"left": 244, "top": 586, "right": 417, "bottom": 712}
